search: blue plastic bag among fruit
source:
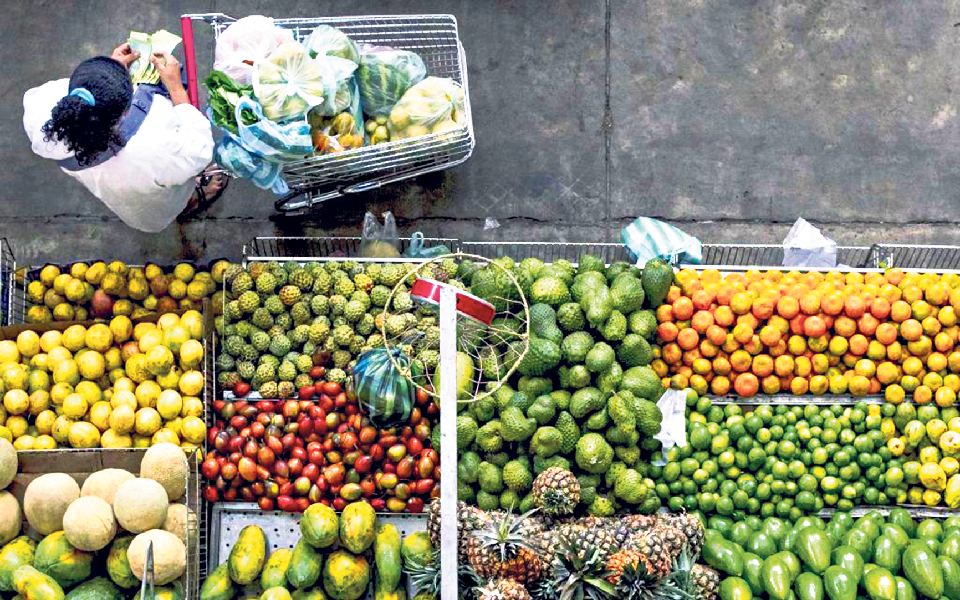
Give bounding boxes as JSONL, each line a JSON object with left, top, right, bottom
{"left": 621, "top": 216, "right": 702, "bottom": 266}
{"left": 353, "top": 349, "right": 420, "bottom": 428}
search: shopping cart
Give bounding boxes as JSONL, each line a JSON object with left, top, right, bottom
{"left": 180, "top": 13, "right": 476, "bottom": 215}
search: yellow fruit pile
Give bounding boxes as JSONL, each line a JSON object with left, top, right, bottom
{"left": 23, "top": 260, "right": 229, "bottom": 324}
{"left": 0, "top": 312, "right": 207, "bottom": 450}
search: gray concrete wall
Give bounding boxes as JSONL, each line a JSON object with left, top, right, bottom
{"left": 3, "top": 0, "right": 959, "bottom": 266}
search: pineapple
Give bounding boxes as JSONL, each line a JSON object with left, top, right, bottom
{"left": 623, "top": 527, "right": 668, "bottom": 577}
{"left": 691, "top": 565, "right": 720, "bottom": 600}
{"left": 657, "top": 524, "right": 687, "bottom": 564}
{"left": 531, "top": 467, "right": 581, "bottom": 515}
{"left": 615, "top": 560, "right": 692, "bottom": 600}
{"left": 574, "top": 524, "right": 619, "bottom": 563}
{"left": 427, "top": 500, "right": 492, "bottom": 561}
{"left": 477, "top": 578, "right": 532, "bottom": 600}
{"left": 547, "top": 536, "right": 617, "bottom": 600}
{"left": 612, "top": 514, "right": 658, "bottom": 547}
{"left": 467, "top": 509, "right": 545, "bottom": 584}
{"left": 406, "top": 548, "right": 482, "bottom": 600}
{"left": 661, "top": 513, "right": 706, "bottom": 557}
{"left": 606, "top": 550, "right": 646, "bottom": 584}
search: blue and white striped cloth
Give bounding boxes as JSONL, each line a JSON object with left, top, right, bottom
{"left": 621, "top": 217, "right": 702, "bottom": 266}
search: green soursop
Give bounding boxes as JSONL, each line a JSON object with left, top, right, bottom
{"left": 561, "top": 331, "right": 594, "bottom": 364}
{"left": 529, "top": 277, "right": 571, "bottom": 307}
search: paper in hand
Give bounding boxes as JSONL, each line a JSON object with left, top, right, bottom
{"left": 128, "top": 29, "right": 182, "bottom": 84}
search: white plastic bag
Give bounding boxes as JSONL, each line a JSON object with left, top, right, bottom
{"left": 304, "top": 25, "right": 360, "bottom": 63}
{"left": 214, "top": 16, "right": 293, "bottom": 85}
{"left": 653, "top": 389, "right": 687, "bottom": 465}
{"left": 782, "top": 217, "right": 837, "bottom": 268}
{"left": 254, "top": 40, "right": 328, "bottom": 122}
{"left": 388, "top": 77, "right": 466, "bottom": 140}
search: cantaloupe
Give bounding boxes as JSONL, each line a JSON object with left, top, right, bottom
{"left": 23, "top": 473, "right": 79, "bottom": 535}
{"left": 80, "top": 469, "right": 134, "bottom": 504}
{"left": 139, "top": 444, "right": 187, "bottom": 502}
{"left": 127, "top": 530, "right": 185, "bottom": 585}
{"left": 63, "top": 496, "right": 116, "bottom": 551}
{"left": 0, "top": 491, "right": 21, "bottom": 545}
{"left": 162, "top": 504, "right": 193, "bottom": 546}
{"left": 112, "top": 479, "right": 168, "bottom": 534}
{"left": 0, "top": 440, "right": 16, "bottom": 490}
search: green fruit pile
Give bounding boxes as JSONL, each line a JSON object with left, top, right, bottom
{"left": 453, "top": 255, "right": 672, "bottom": 515}
{"left": 215, "top": 259, "right": 461, "bottom": 397}
{"left": 706, "top": 509, "right": 960, "bottom": 600}
{"left": 651, "top": 397, "right": 897, "bottom": 520}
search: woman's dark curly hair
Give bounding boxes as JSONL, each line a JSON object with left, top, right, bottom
{"left": 42, "top": 57, "right": 133, "bottom": 166}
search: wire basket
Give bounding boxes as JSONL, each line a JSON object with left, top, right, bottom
{"left": 243, "top": 236, "right": 460, "bottom": 263}
{"left": 181, "top": 13, "right": 475, "bottom": 214}
{"left": 0, "top": 239, "right": 14, "bottom": 326}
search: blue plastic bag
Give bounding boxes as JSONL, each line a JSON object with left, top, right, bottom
{"left": 353, "top": 349, "right": 420, "bottom": 428}
{"left": 213, "top": 132, "right": 289, "bottom": 195}
{"left": 234, "top": 96, "right": 314, "bottom": 161}
{"left": 621, "top": 217, "right": 702, "bottom": 266}
{"left": 404, "top": 232, "right": 451, "bottom": 259}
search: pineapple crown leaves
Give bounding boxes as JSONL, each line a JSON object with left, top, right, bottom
{"left": 473, "top": 507, "right": 540, "bottom": 562}
{"left": 617, "top": 545, "right": 698, "bottom": 600}
{"left": 553, "top": 537, "right": 617, "bottom": 600}
{"left": 408, "top": 548, "right": 482, "bottom": 598}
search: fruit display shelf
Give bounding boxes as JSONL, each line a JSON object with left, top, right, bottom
{"left": 0, "top": 238, "right": 15, "bottom": 327}
{"left": 10, "top": 447, "right": 207, "bottom": 595}
{"left": 242, "top": 236, "right": 461, "bottom": 265}
{"left": 207, "top": 502, "right": 426, "bottom": 598}
{"left": 708, "top": 394, "right": 885, "bottom": 406}
{"left": 817, "top": 505, "right": 960, "bottom": 518}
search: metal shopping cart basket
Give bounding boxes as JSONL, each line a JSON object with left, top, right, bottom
{"left": 180, "top": 13, "right": 476, "bottom": 215}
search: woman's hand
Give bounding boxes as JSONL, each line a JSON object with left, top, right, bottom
{"left": 151, "top": 51, "right": 190, "bottom": 106}
{"left": 110, "top": 43, "right": 140, "bottom": 68}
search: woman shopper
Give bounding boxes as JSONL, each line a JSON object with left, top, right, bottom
{"left": 22, "top": 43, "right": 224, "bottom": 232}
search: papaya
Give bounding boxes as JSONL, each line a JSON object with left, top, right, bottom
{"left": 775, "top": 552, "right": 801, "bottom": 580}
{"left": 831, "top": 546, "right": 864, "bottom": 585}
{"left": 12, "top": 565, "right": 64, "bottom": 600}
{"left": 300, "top": 504, "right": 339, "bottom": 549}
{"left": 938, "top": 555, "right": 960, "bottom": 600}
{"left": 260, "top": 588, "right": 292, "bottom": 600}
{"left": 854, "top": 517, "right": 881, "bottom": 540}
{"left": 322, "top": 550, "right": 370, "bottom": 600}
{"left": 746, "top": 532, "right": 778, "bottom": 558}
{"left": 823, "top": 566, "right": 856, "bottom": 600}
{"left": 401, "top": 532, "right": 433, "bottom": 570}
{"left": 742, "top": 552, "right": 764, "bottom": 596}
{"left": 704, "top": 537, "right": 744, "bottom": 576}
{"left": 793, "top": 527, "right": 831, "bottom": 574}
{"left": 719, "top": 577, "right": 753, "bottom": 600}
{"left": 893, "top": 577, "right": 914, "bottom": 600}
{"left": 33, "top": 532, "right": 93, "bottom": 589}
{"left": 872, "top": 536, "right": 901, "bottom": 573}
{"left": 0, "top": 537, "right": 37, "bottom": 592}
{"left": 374, "top": 588, "right": 406, "bottom": 600}
{"left": 762, "top": 556, "right": 794, "bottom": 600}
{"left": 133, "top": 583, "right": 181, "bottom": 600}
{"left": 286, "top": 540, "right": 321, "bottom": 590}
{"left": 105, "top": 536, "right": 137, "bottom": 590}
{"left": 291, "top": 590, "right": 328, "bottom": 600}
{"left": 795, "top": 517, "right": 825, "bottom": 531}
{"left": 880, "top": 524, "right": 910, "bottom": 549}
{"left": 794, "top": 573, "right": 823, "bottom": 600}
{"left": 863, "top": 567, "right": 896, "bottom": 600}
{"left": 940, "top": 532, "right": 960, "bottom": 563}
{"left": 915, "top": 519, "right": 942, "bottom": 542}
{"left": 374, "top": 523, "right": 402, "bottom": 592}
{"left": 340, "top": 502, "right": 377, "bottom": 555}
{"left": 63, "top": 577, "right": 122, "bottom": 600}
{"left": 901, "top": 543, "right": 942, "bottom": 600}
{"left": 200, "top": 563, "right": 235, "bottom": 600}
{"left": 260, "top": 550, "right": 292, "bottom": 590}
{"left": 228, "top": 526, "right": 267, "bottom": 585}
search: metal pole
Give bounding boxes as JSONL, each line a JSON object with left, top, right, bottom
{"left": 439, "top": 287, "right": 458, "bottom": 600}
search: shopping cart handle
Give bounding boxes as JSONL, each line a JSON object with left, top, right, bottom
{"left": 180, "top": 16, "right": 200, "bottom": 108}
{"left": 344, "top": 181, "right": 381, "bottom": 194}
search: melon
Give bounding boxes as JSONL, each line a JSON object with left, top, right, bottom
{"left": 0, "top": 440, "right": 16, "bottom": 489}
{"left": 127, "top": 530, "right": 185, "bottom": 585}
{"left": 139, "top": 444, "right": 188, "bottom": 501}
{"left": 0, "top": 492, "right": 20, "bottom": 545}
{"left": 23, "top": 473, "right": 79, "bottom": 535}
{"left": 162, "top": 504, "right": 193, "bottom": 545}
{"left": 112, "top": 479, "right": 168, "bottom": 534}
{"left": 63, "top": 496, "right": 116, "bottom": 551}
{"left": 80, "top": 469, "right": 134, "bottom": 505}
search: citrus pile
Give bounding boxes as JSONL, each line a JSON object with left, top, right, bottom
{"left": 654, "top": 268, "right": 960, "bottom": 402}
{"left": 0, "top": 311, "right": 206, "bottom": 449}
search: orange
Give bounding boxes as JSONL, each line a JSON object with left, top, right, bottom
{"left": 922, "top": 316, "right": 942, "bottom": 337}
{"left": 715, "top": 284, "right": 736, "bottom": 306}
{"left": 768, "top": 340, "right": 788, "bottom": 358}
{"left": 903, "top": 356, "right": 924, "bottom": 376}
{"left": 752, "top": 354, "right": 774, "bottom": 378}
{"left": 795, "top": 356, "right": 812, "bottom": 377}
{"left": 672, "top": 296, "right": 694, "bottom": 321}
{"left": 774, "top": 355, "right": 795, "bottom": 377}
{"left": 876, "top": 322, "right": 898, "bottom": 345}
{"left": 928, "top": 352, "right": 948, "bottom": 372}
{"left": 759, "top": 325, "right": 782, "bottom": 347}
{"left": 761, "top": 375, "right": 781, "bottom": 395}
{"left": 881, "top": 284, "right": 902, "bottom": 304}
{"left": 790, "top": 315, "right": 807, "bottom": 336}
{"left": 915, "top": 385, "right": 933, "bottom": 404}
{"left": 722, "top": 334, "right": 740, "bottom": 354}
{"left": 656, "top": 304, "right": 674, "bottom": 323}
{"left": 768, "top": 315, "right": 790, "bottom": 335}
{"left": 661, "top": 342, "right": 682, "bottom": 365}
{"left": 803, "top": 316, "right": 827, "bottom": 338}
{"left": 866, "top": 340, "right": 888, "bottom": 361}
{"left": 677, "top": 328, "right": 700, "bottom": 351}
{"left": 849, "top": 334, "right": 869, "bottom": 356}
{"left": 691, "top": 310, "right": 715, "bottom": 334}
{"left": 887, "top": 341, "right": 904, "bottom": 362}
{"left": 849, "top": 375, "right": 871, "bottom": 397}
{"left": 734, "top": 373, "right": 759, "bottom": 397}
{"left": 913, "top": 300, "right": 933, "bottom": 321}
{"left": 877, "top": 362, "right": 899, "bottom": 385}
{"left": 730, "top": 292, "right": 753, "bottom": 316}
{"left": 940, "top": 306, "right": 958, "bottom": 327}
{"left": 682, "top": 350, "right": 701, "bottom": 367}
{"left": 949, "top": 351, "right": 960, "bottom": 372}
{"left": 658, "top": 322, "right": 679, "bottom": 343}
{"left": 833, "top": 316, "right": 857, "bottom": 338}
{"left": 666, "top": 286, "right": 683, "bottom": 305}
{"left": 808, "top": 334, "right": 830, "bottom": 353}
{"left": 706, "top": 325, "right": 727, "bottom": 346}
{"left": 732, "top": 323, "right": 754, "bottom": 344}
{"left": 800, "top": 292, "right": 822, "bottom": 316}
{"left": 903, "top": 285, "right": 923, "bottom": 303}
{"left": 714, "top": 305, "right": 735, "bottom": 327}
{"left": 858, "top": 313, "right": 880, "bottom": 337}
{"left": 821, "top": 293, "right": 845, "bottom": 316}
{"left": 901, "top": 319, "right": 923, "bottom": 342}
{"left": 699, "top": 340, "right": 719, "bottom": 358}
{"left": 809, "top": 375, "right": 829, "bottom": 394}
{"left": 691, "top": 289, "right": 715, "bottom": 311}
{"left": 752, "top": 296, "right": 775, "bottom": 320}
{"left": 788, "top": 335, "right": 808, "bottom": 356}
{"left": 829, "top": 375, "right": 849, "bottom": 394}
{"left": 736, "top": 313, "right": 760, "bottom": 331}
{"left": 842, "top": 353, "right": 859, "bottom": 369}
{"left": 871, "top": 297, "right": 892, "bottom": 319}
{"left": 907, "top": 336, "right": 932, "bottom": 359}
{"left": 828, "top": 336, "right": 849, "bottom": 356}
{"left": 777, "top": 295, "right": 800, "bottom": 319}
{"left": 730, "top": 350, "right": 752, "bottom": 372}
{"left": 885, "top": 269, "right": 905, "bottom": 285}
{"left": 712, "top": 356, "right": 732, "bottom": 376}
{"left": 936, "top": 387, "right": 957, "bottom": 408}
{"left": 744, "top": 335, "right": 764, "bottom": 356}
{"left": 711, "top": 375, "right": 731, "bottom": 396}
{"left": 692, "top": 357, "right": 712, "bottom": 375}
{"left": 891, "top": 301, "right": 912, "bottom": 323}
{"left": 927, "top": 283, "right": 950, "bottom": 306}
{"left": 935, "top": 332, "right": 955, "bottom": 353}
{"left": 844, "top": 295, "right": 866, "bottom": 318}
{"left": 854, "top": 359, "right": 876, "bottom": 378}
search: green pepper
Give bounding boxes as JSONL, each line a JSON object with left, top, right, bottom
{"left": 916, "top": 519, "right": 943, "bottom": 542}
{"left": 742, "top": 553, "right": 765, "bottom": 596}
{"left": 794, "top": 572, "right": 824, "bottom": 600}
{"left": 901, "top": 543, "right": 943, "bottom": 600}
{"left": 703, "top": 537, "right": 744, "bottom": 576}
{"left": 762, "top": 555, "right": 795, "bottom": 600}
{"left": 863, "top": 567, "right": 896, "bottom": 600}
{"left": 730, "top": 522, "right": 755, "bottom": 547}
{"left": 938, "top": 555, "right": 960, "bottom": 600}
{"left": 831, "top": 546, "right": 864, "bottom": 586}
{"left": 794, "top": 527, "right": 832, "bottom": 574}
{"left": 823, "top": 566, "right": 856, "bottom": 600}
{"left": 871, "top": 535, "right": 901, "bottom": 573}
{"left": 764, "top": 518, "right": 790, "bottom": 544}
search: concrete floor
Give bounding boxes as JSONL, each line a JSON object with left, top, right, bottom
{"left": 4, "top": 1, "right": 960, "bottom": 266}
